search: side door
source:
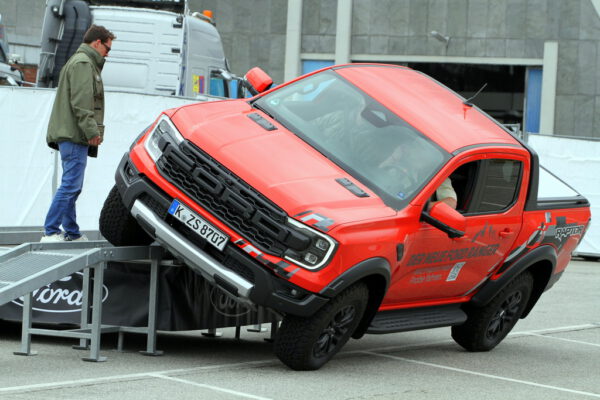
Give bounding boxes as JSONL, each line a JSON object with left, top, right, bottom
{"left": 383, "top": 152, "right": 529, "bottom": 306}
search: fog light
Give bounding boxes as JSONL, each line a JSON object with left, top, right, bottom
{"left": 304, "top": 252, "right": 318, "bottom": 265}
{"left": 315, "top": 238, "right": 329, "bottom": 251}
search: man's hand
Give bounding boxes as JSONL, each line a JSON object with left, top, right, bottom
{"left": 88, "top": 136, "right": 103, "bottom": 146}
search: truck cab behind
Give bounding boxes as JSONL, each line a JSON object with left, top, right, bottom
{"left": 37, "top": 0, "right": 233, "bottom": 98}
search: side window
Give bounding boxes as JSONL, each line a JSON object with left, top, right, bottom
{"left": 471, "top": 159, "right": 522, "bottom": 213}
{"left": 446, "top": 159, "right": 522, "bottom": 214}
{"left": 447, "top": 161, "right": 479, "bottom": 213}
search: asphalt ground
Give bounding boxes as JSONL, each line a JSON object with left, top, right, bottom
{"left": 0, "top": 259, "right": 598, "bottom": 400}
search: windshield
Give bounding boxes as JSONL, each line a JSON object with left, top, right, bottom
{"left": 253, "top": 70, "right": 449, "bottom": 209}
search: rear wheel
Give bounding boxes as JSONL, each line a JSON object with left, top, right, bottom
{"left": 452, "top": 272, "right": 533, "bottom": 351}
{"left": 99, "top": 186, "right": 152, "bottom": 246}
{"left": 274, "top": 283, "right": 368, "bottom": 370}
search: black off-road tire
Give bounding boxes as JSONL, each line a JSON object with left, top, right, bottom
{"left": 274, "top": 282, "right": 369, "bottom": 371}
{"left": 99, "top": 185, "right": 153, "bottom": 246}
{"left": 452, "top": 272, "right": 534, "bottom": 352}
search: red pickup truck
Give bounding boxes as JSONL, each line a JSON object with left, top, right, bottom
{"left": 100, "top": 64, "right": 591, "bottom": 370}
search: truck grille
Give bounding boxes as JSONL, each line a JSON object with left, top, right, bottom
{"left": 156, "top": 140, "right": 291, "bottom": 255}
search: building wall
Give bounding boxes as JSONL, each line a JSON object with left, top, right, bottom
{"left": 189, "top": 0, "right": 288, "bottom": 84}
{"left": 1, "top": 0, "right": 599, "bottom": 138}
{"left": 338, "top": 0, "right": 600, "bottom": 138}
{"left": 0, "top": 0, "right": 44, "bottom": 65}
{"left": 301, "top": 0, "right": 337, "bottom": 54}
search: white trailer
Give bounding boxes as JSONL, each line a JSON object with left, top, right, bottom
{"left": 37, "top": 0, "right": 236, "bottom": 98}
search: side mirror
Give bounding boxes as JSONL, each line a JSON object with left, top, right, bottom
{"left": 421, "top": 202, "right": 466, "bottom": 239}
{"left": 243, "top": 67, "right": 273, "bottom": 95}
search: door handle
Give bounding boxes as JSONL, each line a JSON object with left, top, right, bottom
{"left": 499, "top": 229, "right": 514, "bottom": 238}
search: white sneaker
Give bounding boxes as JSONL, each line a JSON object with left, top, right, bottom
{"left": 40, "top": 232, "right": 65, "bottom": 242}
{"left": 66, "top": 234, "right": 88, "bottom": 242}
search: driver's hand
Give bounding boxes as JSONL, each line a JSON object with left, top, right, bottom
{"left": 88, "top": 136, "right": 102, "bottom": 146}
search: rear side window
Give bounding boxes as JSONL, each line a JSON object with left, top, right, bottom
{"left": 538, "top": 166, "right": 579, "bottom": 198}
{"left": 471, "top": 159, "right": 522, "bottom": 213}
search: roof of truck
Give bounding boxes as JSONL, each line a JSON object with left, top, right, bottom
{"left": 328, "top": 64, "right": 523, "bottom": 154}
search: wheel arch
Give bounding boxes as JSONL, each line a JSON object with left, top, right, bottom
{"left": 521, "top": 258, "right": 554, "bottom": 318}
{"left": 471, "top": 245, "right": 557, "bottom": 318}
{"left": 319, "top": 257, "right": 391, "bottom": 339}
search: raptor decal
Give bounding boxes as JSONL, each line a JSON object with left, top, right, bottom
{"left": 503, "top": 214, "right": 588, "bottom": 268}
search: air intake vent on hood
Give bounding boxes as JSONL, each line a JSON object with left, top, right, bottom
{"left": 336, "top": 178, "right": 369, "bottom": 198}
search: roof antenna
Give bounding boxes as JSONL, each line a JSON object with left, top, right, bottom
{"left": 463, "top": 83, "right": 488, "bottom": 107}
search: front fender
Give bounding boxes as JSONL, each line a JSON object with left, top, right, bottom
{"left": 319, "top": 257, "right": 391, "bottom": 339}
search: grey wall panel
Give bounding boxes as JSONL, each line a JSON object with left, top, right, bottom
{"left": 3, "top": 0, "right": 600, "bottom": 137}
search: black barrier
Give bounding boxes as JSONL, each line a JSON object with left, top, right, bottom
{"left": 0, "top": 262, "right": 275, "bottom": 330}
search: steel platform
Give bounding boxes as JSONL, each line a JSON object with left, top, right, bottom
{"left": 0, "top": 241, "right": 164, "bottom": 361}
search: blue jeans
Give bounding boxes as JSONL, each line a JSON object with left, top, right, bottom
{"left": 44, "top": 141, "right": 88, "bottom": 239}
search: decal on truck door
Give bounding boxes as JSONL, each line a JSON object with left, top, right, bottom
{"left": 406, "top": 243, "right": 500, "bottom": 266}
{"left": 503, "top": 215, "right": 589, "bottom": 270}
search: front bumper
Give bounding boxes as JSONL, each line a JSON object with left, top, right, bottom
{"left": 115, "top": 152, "right": 329, "bottom": 316}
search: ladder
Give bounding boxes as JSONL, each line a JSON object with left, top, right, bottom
{"left": 0, "top": 240, "right": 164, "bottom": 361}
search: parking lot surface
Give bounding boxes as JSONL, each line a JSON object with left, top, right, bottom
{"left": 0, "top": 259, "right": 598, "bottom": 400}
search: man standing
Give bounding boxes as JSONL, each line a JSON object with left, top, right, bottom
{"left": 41, "top": 25, "right": 115, "bottom": 242}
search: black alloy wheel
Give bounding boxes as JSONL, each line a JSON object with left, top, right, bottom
{"left": 451, "top": 271, "right": 533, "bottom": 352}
{"left": 274, "top": 282, "right": 369, "bottom": 370}
{"left": 486, "top": 290, "right": 523, "bottom": 341}
{"left": 313, "top": 304, "right": 357, "bottom": 359}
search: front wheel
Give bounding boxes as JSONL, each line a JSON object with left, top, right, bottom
{"left": 452, "top": 272, "right": 533, "bottom": 352}
{"left": 99, "top": 185, "right": 153, "bottom": 246}
{"left": 274, "top": 283, "right": 369, "bottom": 370}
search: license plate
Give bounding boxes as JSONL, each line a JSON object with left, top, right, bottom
{"left": 168, "top": 200, "right": 229, "bottom": 251}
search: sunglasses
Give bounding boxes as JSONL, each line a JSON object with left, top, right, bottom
{"left": 101, "top": 42, "right": 111, "bottom": 53}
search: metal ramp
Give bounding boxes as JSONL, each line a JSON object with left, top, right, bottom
{"left": 0, "top": 226, "right": 103, "bottom": 245}
{"left": 0, "top": 241, "right": 164, "bottom": 361}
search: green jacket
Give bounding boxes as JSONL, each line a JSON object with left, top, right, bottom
{"left": 46, "top": 44, "right": 105, "bottom": 154}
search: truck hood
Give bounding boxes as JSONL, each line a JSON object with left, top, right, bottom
{"left": 170, "top": 100, "right": 396, "bottom": 231}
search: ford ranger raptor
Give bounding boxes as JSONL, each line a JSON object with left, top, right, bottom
{"left": 99, "top": 64, "right": 591, "bottom": 370}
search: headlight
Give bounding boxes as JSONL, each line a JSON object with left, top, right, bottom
{"left": 284, "top": 218, "right": 337, "bottom": 270}
{"left": 144, "top": 115, "right": 185, "bottom": 162}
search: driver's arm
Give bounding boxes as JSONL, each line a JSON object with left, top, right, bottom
{"left": 428, "top": 178, "right": 457, "bottom": 210}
